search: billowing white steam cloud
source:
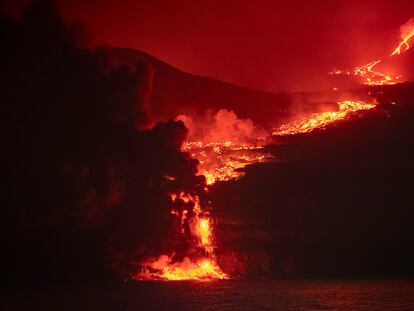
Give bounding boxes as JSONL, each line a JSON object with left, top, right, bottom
{"left": 177, "top": 109, "right": 269, "bottom": 144}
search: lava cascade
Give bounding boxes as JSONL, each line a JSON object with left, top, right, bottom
{"left": 136, "top": 192, "right": 228, "bottom": 280}
{"left": 136, "top": 112, "right": 272, "bottom": 280}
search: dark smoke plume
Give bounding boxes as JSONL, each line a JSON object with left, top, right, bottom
{"left": 0, "top": 0, "right": 205, "bottom": 286}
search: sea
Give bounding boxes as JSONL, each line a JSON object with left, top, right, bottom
{"left": 3, "top": 279, "right": 414, "bottom": 310}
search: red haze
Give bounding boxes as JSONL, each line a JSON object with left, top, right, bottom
{"left": 2, "top": 0, "right": 414, "bottom": 92}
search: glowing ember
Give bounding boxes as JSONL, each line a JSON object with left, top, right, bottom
{"left": 182, "top": 141, "right": 271, "bottom": 185}
{"left": 272, "top": 100, "right": 376, "bottom": 136}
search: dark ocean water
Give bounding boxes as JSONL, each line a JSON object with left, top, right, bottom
{"left": 4, "top": 279, "right": 414, "bottom": 310}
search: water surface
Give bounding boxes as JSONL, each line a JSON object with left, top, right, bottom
{"left": 4, "top": 279, "right": 414, "bottom": 310}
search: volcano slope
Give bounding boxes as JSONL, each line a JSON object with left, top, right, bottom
{"left": 212, "top": 82, "right": 414, "bottom": 278}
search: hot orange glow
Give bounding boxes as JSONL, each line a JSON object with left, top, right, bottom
{"left": 330, "top": 18, "right": 414, "bottom": 86}
{"left": 197, "top": 218, "right": 212, "bottom": 249}
{"left": 353, "top": 60, "right": 396, "bottom": 86}
{"left": 137, "top": 112, "right": 275, "bottom": 281}
{"left": 272, "top": 100, "right": 376, "bottom": 136}
{"left": 137, "top": 191, "right": 228, "bottom": 281}
{"left": 391, "top": 32, "right": 414, "bottom": 55}
{"left": 182, "top": 141, "right": 271, "bottom": 185}
{"left": 329, "top": 57, "right": 400, "bottom": 86}
{"left": 138, "top": 255, "right": 228, "bottom": 281}
{"left": 138, "top": 100, "right": 378, "bottom": 281}
{"left": 136, "top": 19, "right": 414, "bottom": 281}
{"left": 391, "top": 20, "right": 414, "bottom": 56}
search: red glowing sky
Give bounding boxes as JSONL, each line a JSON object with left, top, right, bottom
{"left": 2, "top": 0, "right": 414, "bottom": 92}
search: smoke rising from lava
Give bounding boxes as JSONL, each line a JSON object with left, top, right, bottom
{"left": 177, "top": 109, "right": 269, "bottom": 144}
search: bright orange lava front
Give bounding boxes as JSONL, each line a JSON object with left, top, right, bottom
{"left": 136, "top": 192, "right": 228, "bottom": 281}
{"left": 272, "top": 100, "right": 377, "bottom": 136}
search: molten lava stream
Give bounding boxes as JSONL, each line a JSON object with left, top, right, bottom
{"left": 137, "top": 140, "right": 273, "bottom": 280}
{"left": 329, "top": 18, "right": 414, "bottom": 86}
{"left": 137, "top": 99, "right": 377, "bottom": 281}
{"left": 272, "top": 100, "right": 376, "bottom": 136}
{"left": 139, "top": 255, "right": 227, "bottom": 281}
{"left": 137, "top": 192, "right": 228, "bottom": 281}
{"left": 182, "top": 141, "right": 271, "bottom": 185}
{"left": 136, "top": 17, "right": 414, "bottom": 282}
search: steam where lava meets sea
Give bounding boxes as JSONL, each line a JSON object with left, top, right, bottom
{"left": 2, "top": 0, "right": 414, "bottom": 288}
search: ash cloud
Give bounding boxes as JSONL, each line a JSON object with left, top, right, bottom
{"left": 1, "top": 0, "right": 204, "bottom": 285}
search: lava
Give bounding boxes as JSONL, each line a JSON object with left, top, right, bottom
{"left": 353, "top": 60, "right": 398, "bottom": 86}
{"left": 330, "top": 17, "right": 414, "bottom": 86}
{"left": 136, "top": 139, "right": 273, "bottom": 280}
{"left": 137, "top": 110, "right": 274, "bottom": 281}
{"left": 138, "top": 255, "right": 227, "bottom": 281}
{"left": 272, "top": 100, "right": 377, "bottom": 136}
{"left": 136, "top": 192, "right": 228, "bottom": 281}
{"left": 330, "top": 58, "right": 399, "bottom": 86}
{"left": 391, "top": 31, "right": 414, "bottom": 55}
{"left": 138, "top": 100, "right": 377, "bottom": 281}
{"left": 136, "top": 18, "right": 413, "bottom": 281}
{"left": 137, "top": 100, "right": 377, "bottom": 281}
{"left": 391, "top": 18, "right": 414, "bottom": 56}
{"left": 182, "top": 141, "right": 271, "bottom": 185}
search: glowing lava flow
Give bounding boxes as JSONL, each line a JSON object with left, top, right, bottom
{"left": 272, "top": 100, "right": 376, "bottom": 136}
{"left": 140, "top": 255, "right": 227, "bottom": 281}
{"left": 137, "top": 192, "right": 228, "bottom": 281}
{"left": 391, "top": 19, "right": 414, "bottom": 56}
{"left": 137, "top": 110, "right": 274, "bottom": 281}
{"left": 136, "top": 140, "right": 272, "bottom": 280}
{"left": 182, "top": 141, "right": 271, "bottom": 185}
{"left": 330, "top": 18, "right": 414, "bottom": 86}
{"left": 137, "top": 99, "right": 377, "bottom": 280}
{"left": 135, "top": 19, "right": 414, "bottom": 281}
{"left": 330, "top": 58, "right": 398, "bottom": 87}
{"left": 353, "top": 60, "right": 397, "bottom": 86}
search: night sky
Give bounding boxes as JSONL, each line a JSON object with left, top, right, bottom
{"left": 2, "top": 0, "right": 414, "bottom": 91}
